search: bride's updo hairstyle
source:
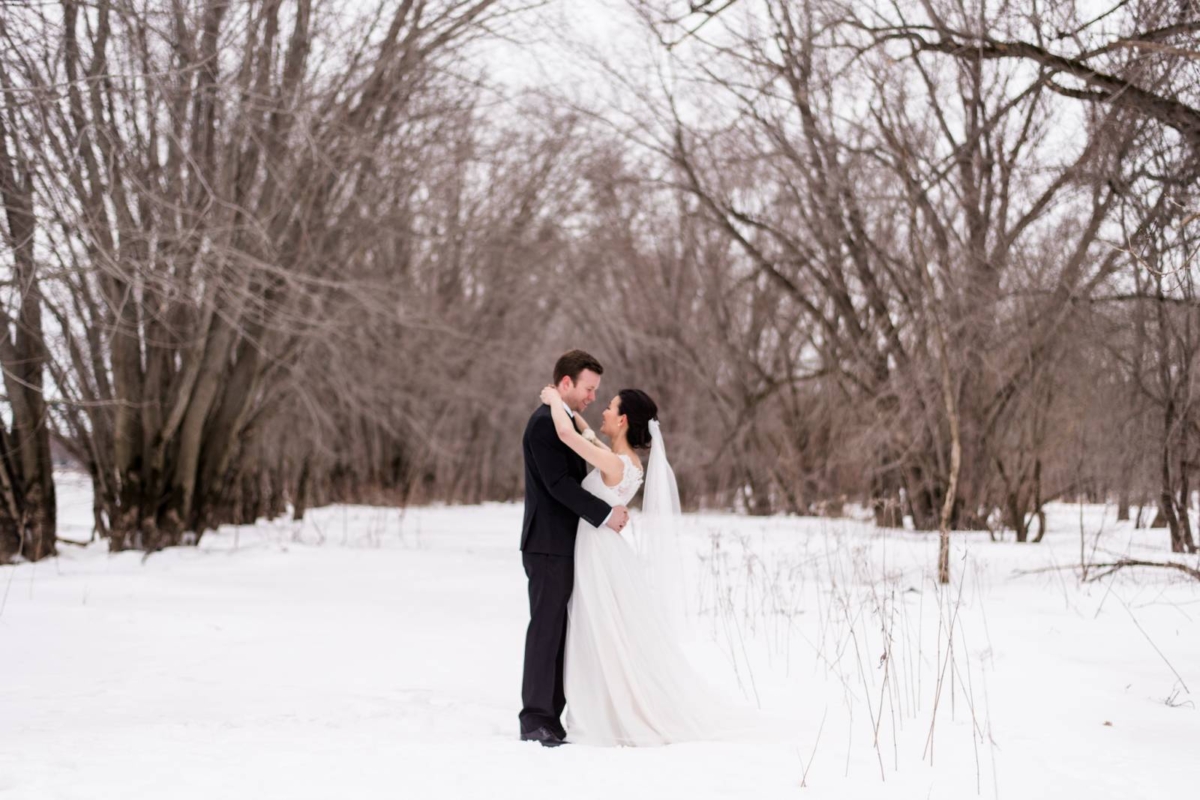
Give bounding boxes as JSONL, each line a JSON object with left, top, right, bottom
{"left": 617, "top": 389, "right": 658, "bottom": 449}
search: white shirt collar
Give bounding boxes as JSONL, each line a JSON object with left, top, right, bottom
{"left": 562, "top": 401, "right": 575, "bottom": 419}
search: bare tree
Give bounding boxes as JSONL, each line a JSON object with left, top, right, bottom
{"left": 622, "top": 2, "right": 1141, "bottom": 543}
{"left": 0, "top": 30, "right": 56, "bottom": 560}
{"left": 0, "top": 0, "right": 512, "bottom": 552}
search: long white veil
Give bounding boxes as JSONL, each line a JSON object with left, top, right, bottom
{"left": 634, "top": 419, "right": 689, "bottom": 624}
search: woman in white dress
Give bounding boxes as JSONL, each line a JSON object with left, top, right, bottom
{"left": 538, "top": 385, "right": 752, "bottom": 747}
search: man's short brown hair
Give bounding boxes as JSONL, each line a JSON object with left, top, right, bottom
{"left": 554, "top": 349, "right": 604, "bottom": 385}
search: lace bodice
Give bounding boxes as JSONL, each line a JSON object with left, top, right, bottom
{"left": 581, "top": 454, "right": 644, "bottom": 507}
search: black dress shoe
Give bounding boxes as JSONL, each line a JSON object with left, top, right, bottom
{"left": 520, "top": 726, "right": 567, "bottom": 747}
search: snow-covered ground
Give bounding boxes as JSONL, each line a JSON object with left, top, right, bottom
{"left": 1, "top": 473, "right": 1197, "bottom": 799}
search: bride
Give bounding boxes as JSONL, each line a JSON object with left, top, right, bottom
{"left": 538, "top": 385, "right": 751, "bottom": 747}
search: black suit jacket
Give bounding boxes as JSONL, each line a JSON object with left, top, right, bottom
{"left": 520, "top": 405, "right": 612, "bottom": 555}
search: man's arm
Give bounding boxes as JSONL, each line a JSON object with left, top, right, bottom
{"left": 529, "top": 415, "right": 614, "bottom": 529}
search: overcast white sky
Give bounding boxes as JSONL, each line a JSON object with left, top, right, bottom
{"left": 469, "top": 0, "right": 668, "bottom": 109}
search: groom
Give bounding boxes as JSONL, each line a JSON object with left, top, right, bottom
{"left": 519, "top": 349, "right": 629, "bottom": 747}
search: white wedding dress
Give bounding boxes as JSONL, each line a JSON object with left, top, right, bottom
{"left": 564, "top": 454, "right": 749, "bottom": 746}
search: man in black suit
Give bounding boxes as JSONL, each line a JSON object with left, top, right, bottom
{"left": 519, "top": 350, "right": 630, "bottom": 747}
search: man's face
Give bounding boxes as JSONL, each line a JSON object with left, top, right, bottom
{"left": 561, "top": 369, "right": 601, "bottom": 413}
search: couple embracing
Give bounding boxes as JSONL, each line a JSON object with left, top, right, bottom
{"left": 518, "top": 350, "right": 746, "bottom": 748}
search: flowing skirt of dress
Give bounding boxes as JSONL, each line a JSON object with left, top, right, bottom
{"left": 564, "top": 515, "right": 754, "bottom": 747}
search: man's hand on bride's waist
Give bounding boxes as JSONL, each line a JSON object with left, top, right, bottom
{"left": 606, "top": 506, "right": 629, "bottom": 533}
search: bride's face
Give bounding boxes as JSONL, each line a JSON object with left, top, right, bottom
{"left": 599, "top": 396, "right": 625, "bottom": 439}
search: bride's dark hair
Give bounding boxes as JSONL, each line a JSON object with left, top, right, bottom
{"left": 617, "top": 389, "right": 658, "bottom": 449}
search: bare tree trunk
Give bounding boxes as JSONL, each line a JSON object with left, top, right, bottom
{"left": 293, "top": 457, "right": 311, "bottom": 522}
{"left": 0, "top": 78, "right": 56, "bottom": 561}
{"left": 935, "top": 354, "right": 960, "bottom": 585}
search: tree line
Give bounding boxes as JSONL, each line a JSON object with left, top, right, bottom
{"left": 1, "top": 0, "right": 1198, "bottom": 562}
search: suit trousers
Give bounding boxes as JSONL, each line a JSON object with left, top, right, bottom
{"left": 519, "top": 551, "right": 574, "bottom": 736}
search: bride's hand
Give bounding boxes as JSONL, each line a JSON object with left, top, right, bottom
{"left": 540, "top": 385, "right": 561, "bottom": 406}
